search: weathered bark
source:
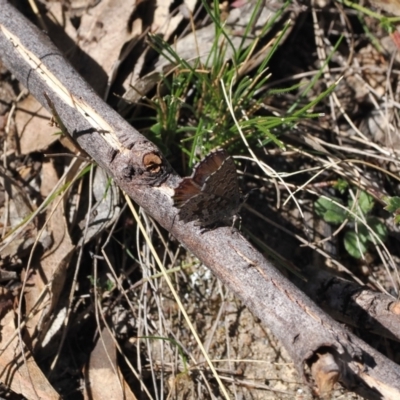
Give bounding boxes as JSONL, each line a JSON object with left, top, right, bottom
{"left": 0, "top": 1, "right": 399, "bottom": 398}
{"left": 296, "top": 265, "right": 400, "bottom": 343}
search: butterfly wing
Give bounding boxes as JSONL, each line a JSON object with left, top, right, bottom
{"left": 172, "top": 178, "right": 201, "bottom": 207}
{"left": 175, "top": 192, "right": 223, "bottom": 225}
{"left": 173, "top": 149, "right": 241, "bottom": 226}
{"left": 201, "top": 155, "right": 240, "bottom": 203}
{"left": 191, "top": 149, "right": 228, "bottom": 186}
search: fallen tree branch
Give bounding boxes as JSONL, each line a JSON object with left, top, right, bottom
{"left": 296, "top": 265, "right": 400, "bottom": 343}
{"left": 0, "top": 1, "right": 399, "bottom": 398}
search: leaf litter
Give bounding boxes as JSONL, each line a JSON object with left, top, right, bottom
{"left": 1, "top": 0, "right": 400, "bottom": 399}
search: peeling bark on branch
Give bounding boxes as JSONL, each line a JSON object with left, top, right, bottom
{"left": 0, "top": 1, "right": 400, "bottom": 398}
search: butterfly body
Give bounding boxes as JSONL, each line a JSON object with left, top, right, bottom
{"left": 173, "top": 149, "right": 242, "bottom": 227}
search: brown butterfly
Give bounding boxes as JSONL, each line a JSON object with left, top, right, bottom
{"left": 173, "top": 149, "right": 243, "bottom": 227}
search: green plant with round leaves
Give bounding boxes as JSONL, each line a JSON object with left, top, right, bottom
{"left": 383, "top": 196, "right": 400, "bottom": 225}
{"left": 315, "top": 191, "right": 387, "bottom": 259}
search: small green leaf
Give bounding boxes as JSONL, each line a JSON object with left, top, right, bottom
{"left": 333, "top": 179, "right": 348, "bottom": 194}
{"left": 355, "top": 224, "right": 369, "bottom": 243}
{"left": 347, "top": 191, "right": 374, "bottom": 220}
{"left": 383, "top": 196, "right": 400, "bottom": 225}
{"left": 315, "top": 197, "right": 347, "bottom": 224}
{"left": 383, "top": 196, "right": 400, "bottom": 213}
{"left": 366, "top": 217, "right": 387, "bottom": 243}
{"left": 105, "top": 279, "right": 114, "bottom": 292}
{"left": 150, "top": 122, "right": 162, "bottom": 136}
{"left": 344, "top": 231, "right": 368, "bottom": 259}
{"left": 358, "top": 192, "right": 374, "bottom": 215}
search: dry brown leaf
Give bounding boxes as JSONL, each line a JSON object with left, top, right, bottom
{"left": 0, "top": 289, "right": 59, "bottom": 399}
{"left": 152, "top": 0, "right": 197, "bottom": 40}
{"left": 77, "top": 167, "right": 122, "bottom": 246}
{"left": 23, "top": 161, "right": 74, "bottom": 348}
{"left": 367, "top": 0, "right": 400, "bottom": 16}
{"left": 0, "top": 165, "right": 33, "bottom": 227}
{"left": 122, "top": 0, "right": 196, "bottom": 92}
{"left": 45, "top": 2, "right": 78, "bottom": 43}
{"left": 15, "top": 95, "right": 56, "bottom": 155}
{"left": 0, "top": 166, "right": 39, "bottom": 262}
{"left": 77, "top": 0, "right": 139, "bottom": 93}
{"left": 83, "top": 327, "right": 137, "bottom": 400}
{"left": 0, "top": 287, "right": 13, "bottom": 319}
